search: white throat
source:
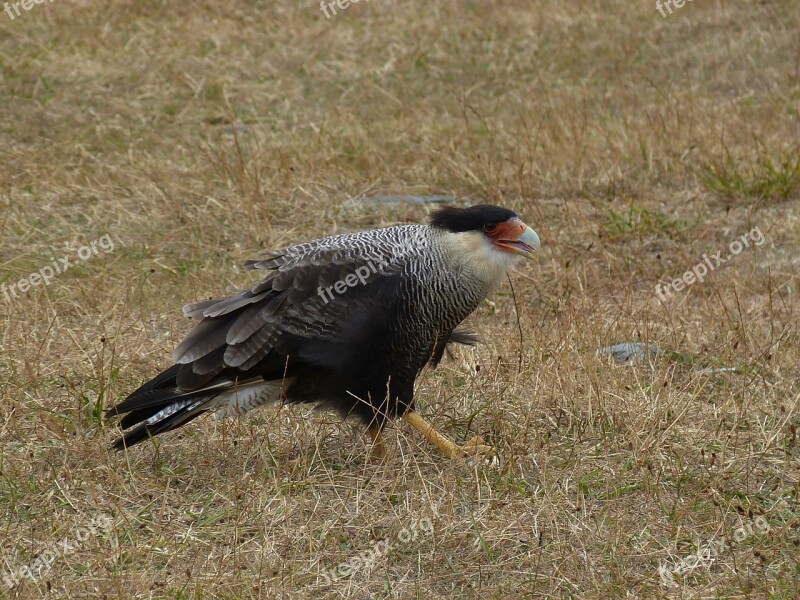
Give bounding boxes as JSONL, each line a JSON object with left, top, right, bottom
{"left": 442, "top": 230, "right": 524, "bottom": 289}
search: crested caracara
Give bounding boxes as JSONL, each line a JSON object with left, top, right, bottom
{"left": 106, "top": 204, "right": 540, "bottom": 460}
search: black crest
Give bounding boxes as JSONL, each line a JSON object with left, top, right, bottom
{"left": 429, "top": 204, "right": 517, "bottom": 233}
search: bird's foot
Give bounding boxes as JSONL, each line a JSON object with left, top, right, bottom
{"left": 460, "top": 436, "right": 498, "bottom": 467}
{"left": 367, "top": 443, "right": 387, "bottom": 463}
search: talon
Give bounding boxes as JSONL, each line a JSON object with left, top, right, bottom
{"left": 460, "top": 436, "right": 498, "bottom": 466}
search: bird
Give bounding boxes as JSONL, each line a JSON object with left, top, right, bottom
{"left": 106, "top": 204, "right": 540, "bottom": 460}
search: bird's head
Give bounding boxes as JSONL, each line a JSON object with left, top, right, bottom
{"left": 429, "top": 204, "right": 540, "bottom": 285}
{"left": 430, "top": 203, "right": 540, "bottom": 258}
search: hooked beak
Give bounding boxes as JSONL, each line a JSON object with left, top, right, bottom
{"left": 494, "top": 220, "right": 541, "bottom": 259}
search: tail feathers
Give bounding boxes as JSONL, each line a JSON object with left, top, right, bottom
{"left": 105, "top": 382, "right": 227, "bottom": 419}
{"left": 429, "top": 327, "right": 481, "bottom": 367}
{"left": 110, "top": 399, "right": 208, "bottom": 451}
{"left": 107, "top": 362, "right": 223, "bottom": 450}
{"left": 131, "top": 364, "right": 181, "bottom": 396}
{"left": 107, "top": 365, "right": 285, "bottom": 450}
{"left": 448, "top": 328, "right": 480, "bottom": 347}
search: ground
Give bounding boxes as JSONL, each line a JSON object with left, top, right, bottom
{"left": 1, "top": 1, "right": 799, "bottom": 598}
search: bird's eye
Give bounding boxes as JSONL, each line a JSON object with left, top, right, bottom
{"left": 483, "top": 223, "right": 497, "bottom": 233}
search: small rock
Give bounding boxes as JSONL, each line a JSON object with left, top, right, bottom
{"left": 597, "top": 342, "right": 659, "bottom": 364}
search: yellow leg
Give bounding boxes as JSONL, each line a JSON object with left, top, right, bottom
{"left": 402, "top": 411, "right": 462, "bottom": 458}
{"left": 367, "top": 423, "right": 386, "bottom": 460}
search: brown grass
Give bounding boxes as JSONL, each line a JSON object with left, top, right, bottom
{"left": 1, "top": 0, "right": 799, "bottom": 598}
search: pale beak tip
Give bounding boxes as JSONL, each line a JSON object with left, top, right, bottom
{"left": 521, "top": 226, "right": 541, "bottom": 254}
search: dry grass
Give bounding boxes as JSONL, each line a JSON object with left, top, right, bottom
{"left": 1, "top": 0, "right": 799, "bottom": 598}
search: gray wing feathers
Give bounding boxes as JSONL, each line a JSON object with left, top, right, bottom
{"left": 182, "top": 298, "right": 218, "bottom": 320}
{"left": 172, "top": 225, "right": 428, "bottom": 377}
{"left": 203, "top": 290, "right": 271, "bottom": 318}
{"left": 225, "top": 326, "right": 275, "bottom": 369}
{"left": 226, "top": 303, "right": 271, "bottom": 345}
{"left": 173, "top": 320, "right": 230, "bottom": 364}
